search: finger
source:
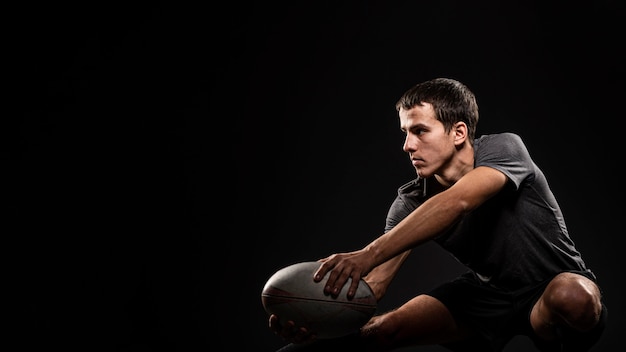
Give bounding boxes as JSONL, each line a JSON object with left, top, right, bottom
{"left": 332, "top": 268, "right": 355, "bottom": 296}
{"left": 269, "top": 314, "right": 280, "bottom": 332}
{"left": 347, "top": 274, "right": 361, "bottom": 299}
{"left": 326, "top": 265, "right": 355, "bottom": 297}
{"left": 291, "top": 326, "right": 316, "bottom": 344}
{"left": 281, "top": 320, "right": 297, "bottom": 337}
{"left": 313, "top": 260, "right": 332, "bottom": 282}
{"left": 323, "top": 265, "right": 343, "bottom": 296}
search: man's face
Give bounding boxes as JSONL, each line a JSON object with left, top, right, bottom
{"left": 399, "top": 103, "right": 457, "bottom": 178}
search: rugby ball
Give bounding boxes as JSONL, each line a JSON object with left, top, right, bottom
{"left": 261, "top": 261, "right": 377, "bottom": 339}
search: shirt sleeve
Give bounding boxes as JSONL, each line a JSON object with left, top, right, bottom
{"left": 474, "top": 132, "right": 535, "bottom": 190}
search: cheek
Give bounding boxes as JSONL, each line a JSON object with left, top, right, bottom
{"left": 429, "top": 138, "right": 454, "bottom": 158}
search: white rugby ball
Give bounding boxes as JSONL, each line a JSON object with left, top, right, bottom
{"left": 261, "top": 261, "right": 377, "bottom": 339}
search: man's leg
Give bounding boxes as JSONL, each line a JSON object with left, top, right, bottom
{"left": 560, "top": 304, "right": 608, "bottom": 352}
{"left": 275, "top": 294, "right": 472, "bottom": 351}
{"left": 275, "top": 333, "right": 363, "bottom": 352}
{"left": 529, "top": 272, "right": 606, "bottom": 352}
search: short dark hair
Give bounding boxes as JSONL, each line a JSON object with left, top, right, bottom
{"left": 395, "top": 78, "right": 479, "bottom": 143}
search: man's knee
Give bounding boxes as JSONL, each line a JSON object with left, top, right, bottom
{"left": 544, "top": 272, "right": 603, "bottom": 332}
{"left": 558, "top": 304, "right": 608, "bottom": 352}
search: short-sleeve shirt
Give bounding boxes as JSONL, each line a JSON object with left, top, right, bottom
{"left": 385, "top": 132, "right": 592, "bottom": 291}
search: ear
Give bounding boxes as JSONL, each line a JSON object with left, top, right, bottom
{"left": 453, "top": 122, "right": 468, "bottom": 146}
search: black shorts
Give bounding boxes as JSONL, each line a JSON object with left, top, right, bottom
{"left": 427, "top": 270, "right": 607, "bottom": 352}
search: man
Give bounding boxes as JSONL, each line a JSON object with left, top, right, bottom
{"left": 269, "top": 78, "right": 607, "bottom": 351}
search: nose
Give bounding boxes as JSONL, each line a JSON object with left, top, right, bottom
{"left": 403, "top": 134, "right": 415, "bottom": 153}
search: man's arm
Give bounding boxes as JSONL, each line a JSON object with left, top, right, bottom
{"left": 363, "top": 249, "right": 411, "bottom": 301}
{"left": 316, "top": 166, "right": 508, "bottom": 298}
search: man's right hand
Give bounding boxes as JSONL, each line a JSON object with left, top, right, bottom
{"left": 269, "top": 314, "right": 317, "bottom": 344}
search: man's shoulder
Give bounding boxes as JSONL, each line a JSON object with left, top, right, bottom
{"left": 475, "top": 132, "right": 523, "bottom": 145}
{"left": 475, "top": 132, "right": 527, "bottom": 154}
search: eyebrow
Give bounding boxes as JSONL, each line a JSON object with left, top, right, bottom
{"left": 401, "top": 122, "right": 429, "bottom": 132}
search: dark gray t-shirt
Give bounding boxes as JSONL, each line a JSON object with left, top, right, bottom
{"left": 385, "top": 132, "right": 592, "bottom": 291}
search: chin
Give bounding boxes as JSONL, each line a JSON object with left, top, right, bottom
{"left": 416, "top": 169, "right": 429, "bottom": 178}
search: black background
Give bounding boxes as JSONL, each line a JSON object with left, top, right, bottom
{"left": 12, "top": 1, "right": 625, "bottom": 351}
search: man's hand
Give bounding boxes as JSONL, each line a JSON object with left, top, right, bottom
{"left": 269, "top": 314, "right": 317, "bottom": 344}
{"left": 314, "top": 249, "right": 375, "bottom": 300}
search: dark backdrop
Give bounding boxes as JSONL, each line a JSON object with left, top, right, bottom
{"left": 12, "top": 1, "right": 624, "bottom": 351}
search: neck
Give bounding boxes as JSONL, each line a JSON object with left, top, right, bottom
{"left": 434, "top": 143, "right": 474, "bottom": 187}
